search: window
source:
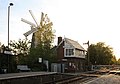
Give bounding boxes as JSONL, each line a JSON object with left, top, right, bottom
{"left": 66, "top": 49, "right": 74, "bottom": 56}
{"left": 75, "top": 49, "right": 85, "bottom": 56}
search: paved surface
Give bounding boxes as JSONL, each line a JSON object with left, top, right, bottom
{"left": 86, "top": 74, "right": 120, "bottom": 84}
{"left": 0, "top": 72, "right": 57, "bottom": 80}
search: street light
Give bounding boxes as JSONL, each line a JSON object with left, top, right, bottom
{"left": 8, "top": 3, "right": 13, "bottom": 48}
{"left": 83, "top": 41, "right": 90, "bottom": 70}
{"left": 7, "top": 3, "right": 13, "bottom": 73}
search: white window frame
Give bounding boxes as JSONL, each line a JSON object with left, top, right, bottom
{"left": 64, "top": 48, "right": 75, "bottom": 57}
{"left": 66, "top": 49, "right": 74, "bottom": 56}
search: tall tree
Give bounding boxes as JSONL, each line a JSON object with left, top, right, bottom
{"left": 88, "top": 42, "right": 114, "bottom": 65}
{"left": 28, "top": 12, "right": 55, "bottom": 70}
{"left": 31, "top": 12, "right": 55, "bottom": 48}
{"left": 30, "top": 12, "right": 55, "bottom": 60}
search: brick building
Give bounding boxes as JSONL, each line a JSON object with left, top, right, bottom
{"left": 55, "top": 37, "right": 86, "bottom": 72}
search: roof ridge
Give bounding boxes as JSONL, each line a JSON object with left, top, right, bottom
{"left": 65, "top": 38, "right": 77, "bottom": 42}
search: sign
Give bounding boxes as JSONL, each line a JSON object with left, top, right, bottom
{"left": 39, "top": 58, "right": 42, "bottom": 63}
{"left": 4, "top": 51, "right": 12, "bottom": 55}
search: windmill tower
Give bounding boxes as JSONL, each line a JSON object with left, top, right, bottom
{"left": 21, "top": 10, "right": 53, "bottom": 48}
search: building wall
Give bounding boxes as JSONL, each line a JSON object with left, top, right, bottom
{"left": 64, "top": 40, "right": 85, "bottom": 58}
{"left": 64, "top": 58, "right": 86, "bottom": 72}
{"left": 57, "top": 37, "right": 86, "bottom": 72}
{"left": 64, "top": 41, "right": 75, "bottom": 57}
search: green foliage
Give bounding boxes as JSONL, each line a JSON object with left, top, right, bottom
{"left": 7, "top": 13, "right": 56, "bottom": 71}
{"left": 27, "top": 13, "right": 56, "bottom": 71}
{"left": 117, "top": 58, "right": 120, "bottom": 65}
{"left": 9, "top": 39, "right": 30, "bottom": 64}
{"left": 88, "top": 42, "right": 114, "bottom": 65}
{"left": 111, "top": 56, "right": 117, "bottom": 64}
{"left": 31, "top": 12, "right": 55, "bottom": 48}
{"left": 9, "top": 39, "right": 30, "bottom": 55}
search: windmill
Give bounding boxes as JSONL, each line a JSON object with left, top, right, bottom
{"left": 21, "top": 10, "right": 53, "bottom": 47}
{"left": 21, "top": 10, "right": 44, "bottom": 37}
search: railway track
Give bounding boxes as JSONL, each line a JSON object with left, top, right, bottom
{"left": 55, "top": 70, "right": 107, "bottom": 84}
{"left": 56, "top": 74, "right": 99, "bottom": 84}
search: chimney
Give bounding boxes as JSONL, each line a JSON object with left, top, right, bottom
{"left": 57, "top": 37, "right": 64, "bottom": 61}
{"left": 58, "top": 37, "right": 62, "bottom": 45}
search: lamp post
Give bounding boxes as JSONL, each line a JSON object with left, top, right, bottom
{"left": 83, "top": 41, "right": 90, "bottom": 70}
{"left": 8, "top": 3, "right": 13, "bottom": 73}
{"left": 8, "top": 3, "right": 13, "bottom": 48}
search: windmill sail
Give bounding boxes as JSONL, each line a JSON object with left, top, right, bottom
{"left": 21, "top": 18, "right": 36, "bottom": 27}
{"left": 29, "top": 10, "right": 39, "bottom": 27}
{"left": 23, "top": 28, "right": 38, "bottom": 37}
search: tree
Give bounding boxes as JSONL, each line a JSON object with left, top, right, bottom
{"left": 28, "top": 12, "right": 56, "bottom": 70}
{"left": 31, "top": 12, "right": 55, "bottom": 48}
{"left": 30, "top": 12, "right": 55, "bottom": 61}
{"left": 111, "top": 56, "right": 117, "bottom": 64}
{"left": 117, "top": 58, "right": 120, "bottom": 65}
{"left": 88, "top": 42, "right": 114, "bottom": 65}
{"left": 9, "top": 39, "right": 30, "bottom": 64}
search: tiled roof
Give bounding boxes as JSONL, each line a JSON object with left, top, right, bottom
{"left": 65, "top": 38, "right": 85, "bottom": 50}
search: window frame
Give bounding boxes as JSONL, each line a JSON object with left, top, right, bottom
{"left": 65, "top": 48, "right": 74, "bottom": 56}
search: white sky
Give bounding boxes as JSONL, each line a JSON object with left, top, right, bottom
{"left": 0, "top": 0, "right": 120, "bottom": 59}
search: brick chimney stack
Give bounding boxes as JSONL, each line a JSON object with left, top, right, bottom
{"left": 58, "top": 37, "right": 62, "bottom": 45}
{"left": 57, "top": 37, "right": 64, "bottom": 61}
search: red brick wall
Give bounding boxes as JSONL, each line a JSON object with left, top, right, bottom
{"left": 57, "top": 37, "right": 64, "bottom": 61}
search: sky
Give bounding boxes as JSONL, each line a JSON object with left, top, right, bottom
{"left": 0, "top": 0, "right": 120, "bottom": 59}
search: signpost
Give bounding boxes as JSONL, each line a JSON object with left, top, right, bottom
{"left": 83, "top": 41, "right": 90, "bottom": 70}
